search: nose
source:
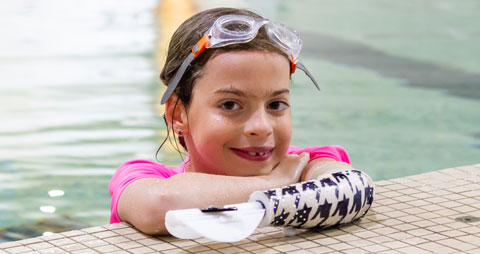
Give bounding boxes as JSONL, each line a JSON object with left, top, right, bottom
{"left": 244, "top": 108, "right": 273, "bottom": 137}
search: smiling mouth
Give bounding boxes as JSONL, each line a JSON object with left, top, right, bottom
{"left": 230, "top": 147, "right": 274, "bottom": 161}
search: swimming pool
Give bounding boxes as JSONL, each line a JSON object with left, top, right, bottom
{"left": 1, "top": 0, "right": 479, "bottom": 241}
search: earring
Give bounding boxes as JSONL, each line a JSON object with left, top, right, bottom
{"left": 177, "top": 128, "right": 184, "bottom": 136}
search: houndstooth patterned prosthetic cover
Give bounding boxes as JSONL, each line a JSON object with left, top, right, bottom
{"left": 249, "top": 170, "right": 375, "bottom": 229}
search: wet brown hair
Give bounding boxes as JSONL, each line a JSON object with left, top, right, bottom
{"left": 159, "top": 7, "right": 290, "bottom": 152}
{"left": 160, "top": 7, "right": 289, "bottom": 106}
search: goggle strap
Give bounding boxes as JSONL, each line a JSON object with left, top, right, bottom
{"left": 193, "top": 35, "right": 209, "bottom": 58}
{"left": 297, "top": 62, "right": 320, "bottom": 91}
{"left": 161, "top": 52, "right": 196, "bottom": 104}
{"left": 289, "top": 54, "right": 297, "bottom": 74}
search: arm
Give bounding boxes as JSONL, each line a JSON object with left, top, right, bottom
{"left": 287, "top": 145, "right": 351, "bottom": 181}
{"left": 300, "top": 158, "right": 353, "bottom": 181}
{"left": 117, "top": 153, "right": 310, "bottom": 235}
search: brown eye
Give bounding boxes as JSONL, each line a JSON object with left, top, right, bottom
{"left": 220, "top": 101, "right": 240, "bottom": 110}
{"left": 268, "top": 101, "right": 289, "bottom": 110}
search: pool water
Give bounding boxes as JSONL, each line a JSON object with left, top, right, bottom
{"left": 1, "top": 0, "right": 479, "bottom": 241}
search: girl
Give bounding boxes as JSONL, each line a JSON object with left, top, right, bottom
{"left": 109, "top": 7, "right": 351, "bottom": 235}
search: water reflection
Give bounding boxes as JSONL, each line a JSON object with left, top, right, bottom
{"left": 0, "top": 0, "right": 164, "bottom": 238}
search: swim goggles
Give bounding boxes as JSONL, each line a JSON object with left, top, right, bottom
{"left": 161, "top": 14, "right": 319, "bottom": 104}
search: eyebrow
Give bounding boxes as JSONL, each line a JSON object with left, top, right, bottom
{"left": 214, "top": 88, "right": 290, "bottom": 97}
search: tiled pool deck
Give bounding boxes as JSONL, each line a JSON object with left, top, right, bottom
{"left": 1, "top": 164, "right": 479, "bottom": 254}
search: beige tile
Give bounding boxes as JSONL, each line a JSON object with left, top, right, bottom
{"left": 115, "top": 241, "right": 143, "bottom": 250}
{"left": 377, "top": 250, "right": 403, "bottom": 254}
{"left": 129, "top": 246, "right": 156, "bottom": 254}
{"left": 71, "top": 234, "right": 98, "bottom": 243}
{"left": 397, "top": 246, "right": 433, "bottom": 254}
{"left": 292, "top": 240, "right": 319, "bottom": 249}
{"left": 382, "top": 240, "right": 410, "bottom": 249}
{"left": 392, "top": 195, "right": 417, "bottom": 202}
{"left": 170, "top": 239, "right": 198, "bottom": 248}
{"left": 149, "top": 242, "right": 177, "bottom": 251}
{"left": 386, "top": 232, "right": 413, "bottom": 241}
{"left": 411, "top": 220, "right": 436, "bottom": 228}
{"left": 352, "top": 230, "right": 380, "bottom": 239}
{"left": 342, "top": 248, "right": 369, "bottom": 254}
{"left": 91, "top": 230, "right": 118, "bottom": 239}
{"left": 71, "top": 248, "right": 99, "bottom": 254}
{"left": 396, "top": 215, "right": 423, "bottom": 223}
{"left": 272, "top": 244, "right": 300, "bottom": 252}
{"left": 381, "top": 191, "right": 404, "bottom": 198}
{"left": 61, "top": 230, "right": 85, "bottom": 237}
{"left": 48, "top": 238, "right": 75, "bottom": 247}
{"left": 348, "top": 239, "right": 375, "bottom": 248}
{"left": 238, "top": 242, "right": 265, "bottom": 251}
{"left": 82, "top": 239, "right": 109, "bottom": 249}
{"left": 38, "top": 247, "right": 66, "bottom": 254}
{"left": 19, "top": 237, "right": 43, "bottom": 245}
{"left": 60, "top": 243, "right": 87, "bottom": 252}
{"left": 312, "top": 237, "right": 340, "bottom": 245}
{"left": 457, "top": 234, "right": 480, "bottom": 246}
{"left": 332, "top": 234, "right": 361, "bottom": 242}
{"left": 250, "top": 248, "right": 280, "bottom": 254}
{"left": 410, "top": 192, "right": 434, "bottom": 199}
{"left": 137, "top": 237, "right": 165, "bottom": 245}
{"left": 93, "top": 244, "right": 121, "bottom": 253}
{"left": 4, "top": 246, "right": 33, "bottom": 254}
{"left": 388, "top": 203, "right": 413, "bottom": 210}
{"left": 327, "top": 242, "right": 353, "bottom": 251}
{"left": 203, "top": 242, "right": 232, "bottom": 249}
{"left": 217, "top": 246, "right": 245, "bottom": 254}
{"left": 434, "top": 209, "right": 460, "bottom": 217}
{"left": 26, "top": 242, "right": 54, "bottom": 251}
{"left": 405, "top": 228, "right": 433, "bottom": 237}
{"left": 112, "top": 227, "right": 139, "bottom": 235}
{"left": 391, "top": 223, "right": 417, "bottom": 231}
{"left": 422, "top": 204, "right": 445, "bottom": 212}
{"left": 416, "top": 212, "right": 442, "bottom": 220}
{"left": 378, "top": 218, "right": 404, "bottom": 227}
{"left": 305, "top": 246, "right": 334, "bottom": 254}
{"left": 372, "top": 227, "right": 399, "bottom": 235}
{"left": 361, "top": 244, "right": 389, "bottom": 253}
{"left": 425, "top": 225, "right": 450, "bottom": 233}
{"left": 459, "top": 225, "right": 480, "bottom": 234}
{"left": 406, "top": 199, "right": 431, "bottom": 207}
{"left": 103, "top": 236, "right": 130, "bottom": 244}
{"left": 430, "top": 217, "right": 454, "bottom": 225}
{"left": 421, "top": 233, "right": 448, "bottom": 242}
{"left": 368, "top": 236, "right": 394, "bottom": 244}
{"left": 285, "top": 250, "right": 313, "bottom": 254}
{"left": 401, "top": 237, "right": 428, "bottom": 245}
{"left": 81, "top": 227, "right": 106, "bottom": 234}
{"left": 440, "top": 230, "right": 468, "bottom": 238}
{"left": 398, "top": 187, "right": 421, "bottom": 195}
{"left": 437, "top": 238, "right": 477, "bottom": 251}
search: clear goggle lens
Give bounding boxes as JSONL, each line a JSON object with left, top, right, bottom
{"left": 209, "top": 14, "right": 301, "bottom": 60}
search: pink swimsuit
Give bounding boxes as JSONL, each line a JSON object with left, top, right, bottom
{"left": 109, "top": 145, "right": 350, "bottom": 223}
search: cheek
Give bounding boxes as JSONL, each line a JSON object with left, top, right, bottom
{"left": 190, "top": 114, "right": 232, "bottom": 147}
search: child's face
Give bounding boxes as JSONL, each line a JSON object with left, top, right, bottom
{"left": 183, "top": 51, "right": 292, "bottom": 176}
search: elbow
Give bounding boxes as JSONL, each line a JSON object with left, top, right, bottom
{"left": 129, "top": 190, "right": 173, "bottom": 235}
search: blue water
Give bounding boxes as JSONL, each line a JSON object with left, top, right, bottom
{"left": 1, "top": 0, "right": 479, "bottom": 240}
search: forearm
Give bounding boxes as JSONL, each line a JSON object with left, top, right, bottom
{"left": 301, "top": 158, "right": 352, "bottom": 181}
{"left": 117, "top": 172, "right": 285, "bottom": 235}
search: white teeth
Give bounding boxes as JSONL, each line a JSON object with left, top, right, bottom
{"left": 248, "top": 152, "right": 266, "bottom": 156}
{"left": 259, "top": 152, "right": 265, "bottom": 156}
{"left": 249, "top": 152, "right": 256, "bottom": 156}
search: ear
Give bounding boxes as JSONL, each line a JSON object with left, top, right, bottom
{"left": 164, "top": 93, "right": 189, "bottom": 135}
